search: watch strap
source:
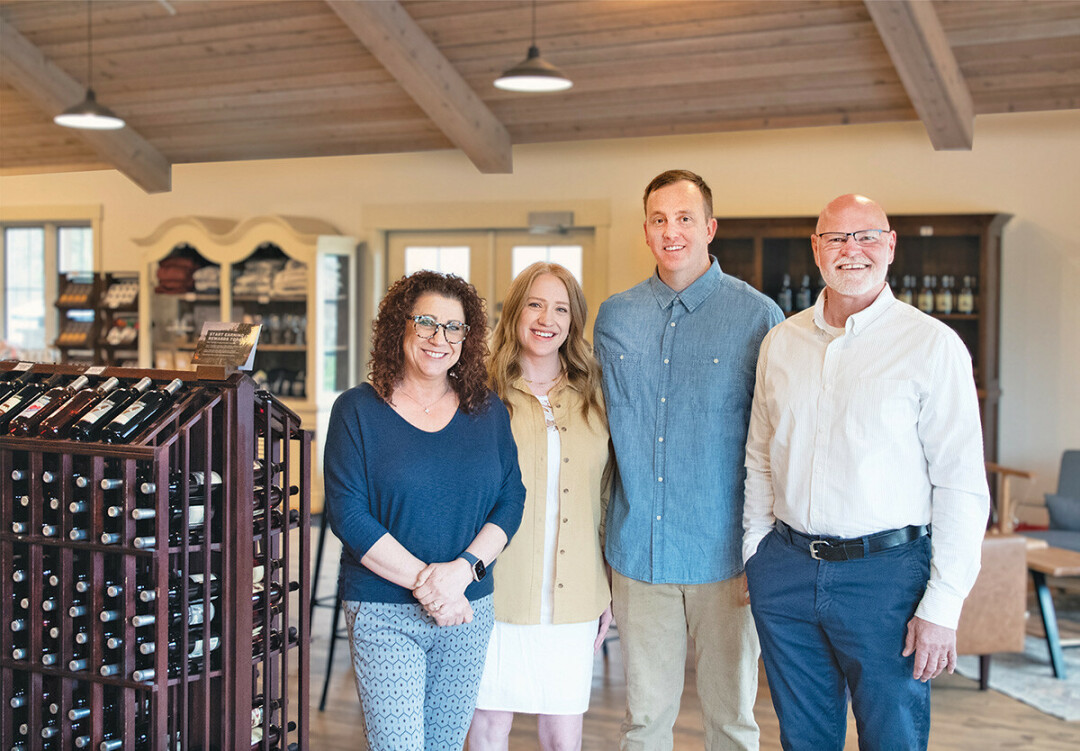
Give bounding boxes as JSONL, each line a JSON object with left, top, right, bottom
{"left": 459, "top": 551, "right": 483, "bottom": 582}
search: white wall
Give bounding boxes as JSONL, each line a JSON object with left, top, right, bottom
{"left": 1, "top": 110, "right": 1078, "bottom": 502}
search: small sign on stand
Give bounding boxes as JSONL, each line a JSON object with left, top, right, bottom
{"left": 191, "top": 322, "right": 262, "bottom": 379}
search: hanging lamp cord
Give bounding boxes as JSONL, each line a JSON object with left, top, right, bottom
{"left": 85, "top": 0, "right": 93, "bottom": 88}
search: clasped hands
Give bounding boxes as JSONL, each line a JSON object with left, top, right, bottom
{"left": 412, "top": 559, "right": 474, "bottom": 626}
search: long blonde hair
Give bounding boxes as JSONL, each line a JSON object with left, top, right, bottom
{"left": 489, "top": 262, "right": 604, "bottom": 423}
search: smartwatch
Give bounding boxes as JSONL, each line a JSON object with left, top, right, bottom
{"left": 459, "top": 551, "right": 486, "bottom": 582}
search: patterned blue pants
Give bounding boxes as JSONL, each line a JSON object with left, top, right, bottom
{"left": 343, "top": 596, "right": 494, "bottom": 750}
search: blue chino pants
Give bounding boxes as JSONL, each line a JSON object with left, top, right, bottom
{"left": 745, "top": 529, "right": 932, "bottom": 751}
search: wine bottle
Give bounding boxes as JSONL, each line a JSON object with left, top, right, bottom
{"left": 37, "top": 376, "right": 121, "bottom": 438}
{"left": 100, "top": 378, "right": 184, "bottom": 444}
{"left": 252, "top": 625, "right": 298, "bottom": 655}
{"left": 0, "top": 367, "right": 35, "bottom": 403}
{"left": 898, "top": 275, "right": 915, "bottom": 305}
{"left": 917, "top": 275, "right": 935, "bottom": 313}
{"left": 139, "top": 573, "right": 220, "bottom": 603}
{"left": 8, "top": 375, "right": 90, "bottom": 436}
{"left": 775, "top": 274, "right": 793, "bottom": 314}
{"left": 957, "top": 275, "right": 975, "bottom": 314}
{"left": 69, "top": 376, "right": 153, "bottom": 442}
{"left": 935, "top": 274, "right": 954, "bottom": 314}
{"left": 0, "top": 374, "right": 64, "bottom": 432}
{"left": 794, "top": 274, "right": 812, "bottom": 310}
{"left": 133, "top": 635, "right": 220, "bottom": 673}
{"left": 131, "top": 598, "right": 215, "bottom": 628}
{"left": 140, "top": 469, "right": 222, "bottom": 498}
{"left": 251, "top": 720, "right": 297, "bottom": 748}
{"left": 250, "top": 694, "right": 283, "bottom": 728}
{"left": 99, "top": 732, "right": 149, "bottom": 750}
{"left": 252, "top": 580, "right": 300, "bottom": 611}
{"left": 253, "top": 508, "right": 299, "bottom": 537}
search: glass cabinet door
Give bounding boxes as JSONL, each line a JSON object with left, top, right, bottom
{"left": 149, "top": 243, "right": 221, "bottom": 371}
{"left": 319, "top": 253, "right": 351, "bottom": 394}
{"left": 231, "top": 242, "right": 309, "bottom": 400}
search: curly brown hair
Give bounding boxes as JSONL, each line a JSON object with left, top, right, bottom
{"left": 369, "top": 271, "right": 490, "bottom": 414}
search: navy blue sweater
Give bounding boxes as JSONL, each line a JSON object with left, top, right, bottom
{"left": 324, "top": 383, "right": 526, "bottom": 604}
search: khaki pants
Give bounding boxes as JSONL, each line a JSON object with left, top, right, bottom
{"left": 611, "top": 571, "right": 760, "bottom": 751}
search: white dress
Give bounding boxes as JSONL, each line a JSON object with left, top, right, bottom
{"left": 474, "top": 394, "right": 599, "bottom": 715}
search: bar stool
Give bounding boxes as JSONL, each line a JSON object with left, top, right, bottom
{"left": 310, "top": 514, "right": 348, "bottom": 711}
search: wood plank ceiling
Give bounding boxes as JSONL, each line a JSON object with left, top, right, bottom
{"left": 0, "top": 0, "right": 1078, "bottom": 193}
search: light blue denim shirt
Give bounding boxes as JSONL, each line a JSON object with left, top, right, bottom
{"left": 595, "top": 258, "right": 783, "bottom": 584}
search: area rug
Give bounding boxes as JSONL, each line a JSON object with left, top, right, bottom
{"left": 955, "top": 636, "right": 1080, "bottom": 721}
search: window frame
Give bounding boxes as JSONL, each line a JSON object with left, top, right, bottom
{"left": 0, "top": 205, "right": 102, "bottom": 353}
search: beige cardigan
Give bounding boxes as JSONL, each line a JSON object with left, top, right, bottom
{"left": 492, "top": 378, "right": 612, "bottom": 625}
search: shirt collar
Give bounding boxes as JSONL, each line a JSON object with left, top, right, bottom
{"left": 510, "top": 374, "right": 574, "bottom": 397}
{"left": 648, "top": 256, "right": 722, "bottom": 312}
{"left": 813, "top": 284, "right": 897, "bottom": 336}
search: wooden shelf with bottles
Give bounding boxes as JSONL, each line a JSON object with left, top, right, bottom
{"left": 0, "top": 361, "right": 310, "bottom": 751}
{"left": 53, "top": 274, "right": 102, "bottom": 362}
{"left": 709, "top": 213, "right": 1011, "bottom": 461}
{"left": 95, "top": 273, "right": 141, "bottom": 367}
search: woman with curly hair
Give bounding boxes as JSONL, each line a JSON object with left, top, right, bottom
{"left": 469, "top": 262, "right": 613, "bottom": 751}
{"left": 324, "top": 270, "right": 526, "bottom": 750}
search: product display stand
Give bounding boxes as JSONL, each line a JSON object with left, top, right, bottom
{"left": 0, "top": 361, "right": 310, "bottom": 750}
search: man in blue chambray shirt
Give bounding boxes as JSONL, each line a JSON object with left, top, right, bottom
{"left": 594, "top": 170, "right": 783, "bottom": 750}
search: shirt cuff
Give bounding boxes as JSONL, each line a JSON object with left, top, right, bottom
{"left": 914, "top": 584, "right": 965, "bottom": 630}
{"left": 742, "top": 530, "right": 767, "bottom": 566}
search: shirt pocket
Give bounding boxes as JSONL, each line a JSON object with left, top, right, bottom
{"left": 676, "top": 355, "right": 747, "bottom": 415}
{"left": 602, "top": 352, "right": 643, "bottom": 408}
{"left": 846, "top": 377, "right": 919, "bottom": 445}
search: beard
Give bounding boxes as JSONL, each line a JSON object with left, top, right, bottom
{"left": 820, "top": 260, "right": 888, "bottom": 298}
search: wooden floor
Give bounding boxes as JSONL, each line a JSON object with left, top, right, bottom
{"left": 297, "top": 529, "right": 1080, "bottom": 750}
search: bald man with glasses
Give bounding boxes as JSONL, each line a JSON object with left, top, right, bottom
{"left": 742, "top": 194, "right": 990, "bottom": 750}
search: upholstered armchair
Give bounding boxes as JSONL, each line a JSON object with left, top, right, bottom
{"left": 956, "top": 534, "right": 1028, "bottom": 689}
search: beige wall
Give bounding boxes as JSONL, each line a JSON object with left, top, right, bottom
{"left": 1, "top": 110, "right": 1078, "bottom": 504}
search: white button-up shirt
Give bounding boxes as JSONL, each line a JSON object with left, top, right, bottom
{"left": 743, "top": 285, "right": 989, "bottom": 629}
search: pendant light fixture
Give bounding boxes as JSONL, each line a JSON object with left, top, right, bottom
{"left": 494, "top": 0, "right": 572, "bottom": 93}
{"left": 54, "top": 0, "right": 125, "bottom": 130}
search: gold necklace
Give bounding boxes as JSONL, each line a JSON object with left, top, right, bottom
{"left": 522, "top": 370, "right": 563, "bottom": 385}
{"left": 395, "top": 384, "right": 452, "bottom": 414}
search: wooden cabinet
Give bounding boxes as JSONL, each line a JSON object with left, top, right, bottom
{"left": 134, "top": 216, "right": 359, "bottom": 512}
{"left": 709, "top": 213, "right": 1010, "bottom": 460}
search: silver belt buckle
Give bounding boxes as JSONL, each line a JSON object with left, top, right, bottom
{"left": 809, "top": 540, "right": 831, "bottom": 560}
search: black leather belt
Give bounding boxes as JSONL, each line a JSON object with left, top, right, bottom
{"left": 775, "top": 519, "right": 929, "bottom": 562}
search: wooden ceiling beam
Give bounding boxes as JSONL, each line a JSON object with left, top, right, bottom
{"left": 864, "top": 0, "right": 974, "bottom": 150}
{"left": 326, "top": 0, "right": 512, "bottom": 173}
{"left": 0, "top": 16, "right": 171, "bottom": 192}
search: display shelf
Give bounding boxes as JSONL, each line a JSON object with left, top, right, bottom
{"left": 710, "top": 213, "right": 1010, "bottom": 460}
{"left": 53, "top": 274, "right": 101, "bottom": 363}
{"left": 0, "top": 361, "right": 310, "bottom": 750}
{"left": 134, "top": 215, "right": 358, "bottom": 513}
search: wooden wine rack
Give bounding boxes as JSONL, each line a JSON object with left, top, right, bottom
{"left": 0, "top": 362, "right": 310, "bottom": 751}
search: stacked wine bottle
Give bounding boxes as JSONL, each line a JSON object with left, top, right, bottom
{"left": 1, "top": 363, "right": 309, "bottom": 751}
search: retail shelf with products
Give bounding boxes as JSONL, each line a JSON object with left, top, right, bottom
{"left": 95, "top": 273, "right": 141, "bottom": 368}
{"left": 709, "top": 213, "right": 1010, "bottom": 460}
{"left": 0, "top": 361, "right": 310, "bottom": 750}
{"left": 53, "top": 274, "right": 101, "bottom": 363}
{"left": 134, "top": 215, "right": 358, "bottom": 513}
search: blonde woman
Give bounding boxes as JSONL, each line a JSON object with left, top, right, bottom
{"left": 468, "top": 262, "right": 612, "bottom": 750}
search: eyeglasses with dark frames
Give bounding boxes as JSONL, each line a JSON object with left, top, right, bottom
{"left": 406, "top": 314, "right": 469, "bottom": 344}
{"left": 814, "top": 229, "right": 890, "bottom": 248}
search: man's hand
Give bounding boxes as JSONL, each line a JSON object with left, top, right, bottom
{"left": 593, "top": 606, "right": 614, "bottom": 653}
{"left": 903, "top": 615, "right": 957, "bottom": 682}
